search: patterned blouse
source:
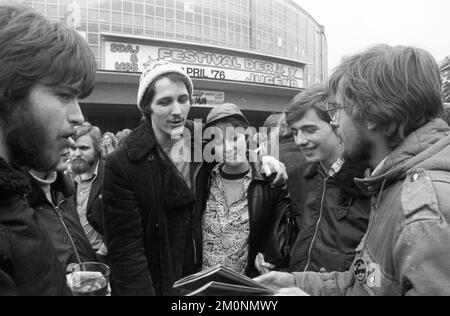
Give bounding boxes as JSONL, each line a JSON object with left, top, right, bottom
{"left": 202, "top": 164, "right": 252, "bottom": 274}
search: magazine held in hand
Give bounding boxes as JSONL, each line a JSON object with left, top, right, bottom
{"left": 173, "top": 265, "right": 275, "bottom": 296}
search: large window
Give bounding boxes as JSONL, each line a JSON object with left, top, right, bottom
{"left": 18, "top": 0, "right": 326, "bottom": 87}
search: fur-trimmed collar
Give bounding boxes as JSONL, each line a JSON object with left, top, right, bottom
{"left": 123, "top": 118, "right": 158, "bottom": 163}
{"left": 0, "top": 158, "right": 31, "bottom": 195}
{"left": 123, "top": 118, "right": 197, "bottom": 163}
{"left": 27, "top": 172, "right": 74, "bottom": 207}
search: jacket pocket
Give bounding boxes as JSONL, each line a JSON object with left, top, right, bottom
{"left": 334, "top": 195, "right": 354, "bottom": 221}
{"left": 334, "top": 206, "right": 350, "bottom": 221}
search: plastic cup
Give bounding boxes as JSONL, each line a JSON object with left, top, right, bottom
{"left": 67, "top": 262, "right": 110, "bottom": 296}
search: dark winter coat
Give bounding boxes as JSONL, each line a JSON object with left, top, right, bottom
{"left": 288, "top": 161, "right": 370, "bottom": 273}
{"left": 103, "top": 119, "right": 212, "bottom": 296}
{"left": 0, "top": 158, "right": 70, "bottom": 296}
{"left": 28, "top": 172, "right": 96, "bottom": 272}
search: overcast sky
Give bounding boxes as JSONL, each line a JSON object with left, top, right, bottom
{"left": 293, "top": 0, "right": 450, "bottom": 72}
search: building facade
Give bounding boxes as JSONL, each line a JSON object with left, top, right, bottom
{"left": 19, "top": 0, "right": 327, "bottom": 131}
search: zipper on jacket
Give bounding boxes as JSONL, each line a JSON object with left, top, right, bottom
{"left": 50, "top": 200, "right": 82, "bottom": 265}
{"left": 304, "top": 175, "right": 329, "bottom": 272}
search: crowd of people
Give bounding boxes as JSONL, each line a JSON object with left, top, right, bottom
{"left": 0, "top": 3, "right": 450, "bottom": 296}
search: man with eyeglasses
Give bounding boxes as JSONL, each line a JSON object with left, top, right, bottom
{"left": 326, "top": 102, "right": 353, "bottom": 123}
{"left": 255, "top": 44, "right": 450, "bottom": 296}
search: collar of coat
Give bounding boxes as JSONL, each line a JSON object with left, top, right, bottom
{"left": 354, "top": 119, "right": 450, "bottom": 196}
{"left": 27, "top": 172, "right": 74, "bottom": 207}
{"left": 211, "top": 162, "right": 273, "bottom": 183}
{"left": 303, "top": 161, "right": 369, "bottom": 198}
{"left": 0, "top": 157, "right": 31, "bottom": 195}
{"left": 123, "top": 118, "right": 158, "bottom": 162}
{"left": 123, "top": 119, "right": 280, "bottom": 186}
{"left": 124, "top": 118, "right": 200, "bottom": 163}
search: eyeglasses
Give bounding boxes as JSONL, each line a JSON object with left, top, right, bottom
{"left": 325, "top": 101, "right": 352, "bottom": 123}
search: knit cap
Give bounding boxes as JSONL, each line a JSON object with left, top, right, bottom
{"left": 137, "top": 59, "right": 193, "bottom": 109}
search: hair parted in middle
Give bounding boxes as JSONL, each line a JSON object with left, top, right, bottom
{"left": 285, "top": 84, "right": 331, "bottom": 126}
{"left": 328, "top": 44, "right": 443, "bottom": 149}
{"left": 73, "top": 122, "right": 106, "bottom": 160}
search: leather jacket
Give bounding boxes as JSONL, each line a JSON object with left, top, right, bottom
{"left": 288, "top": 161, "right": 370, "bottom": 273}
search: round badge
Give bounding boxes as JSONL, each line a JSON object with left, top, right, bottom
{"left": 353, "top": 258, "right": 368, "bottom": 283}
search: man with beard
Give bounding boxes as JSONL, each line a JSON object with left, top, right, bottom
{"left": 71, "top": 122, "right": 107, "bottom": 260}
{"left": 255, "top": 45, "right": 450, "bottom": 296}
{"left": 0, "top": 4, "right": 96, "bottom": 295}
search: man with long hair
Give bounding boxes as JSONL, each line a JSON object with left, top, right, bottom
{"left": 256, "top": 45, "right": 450, "bottom": 296}
{"left": 0, "top": 3, "right": 96, "bottom": 295}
